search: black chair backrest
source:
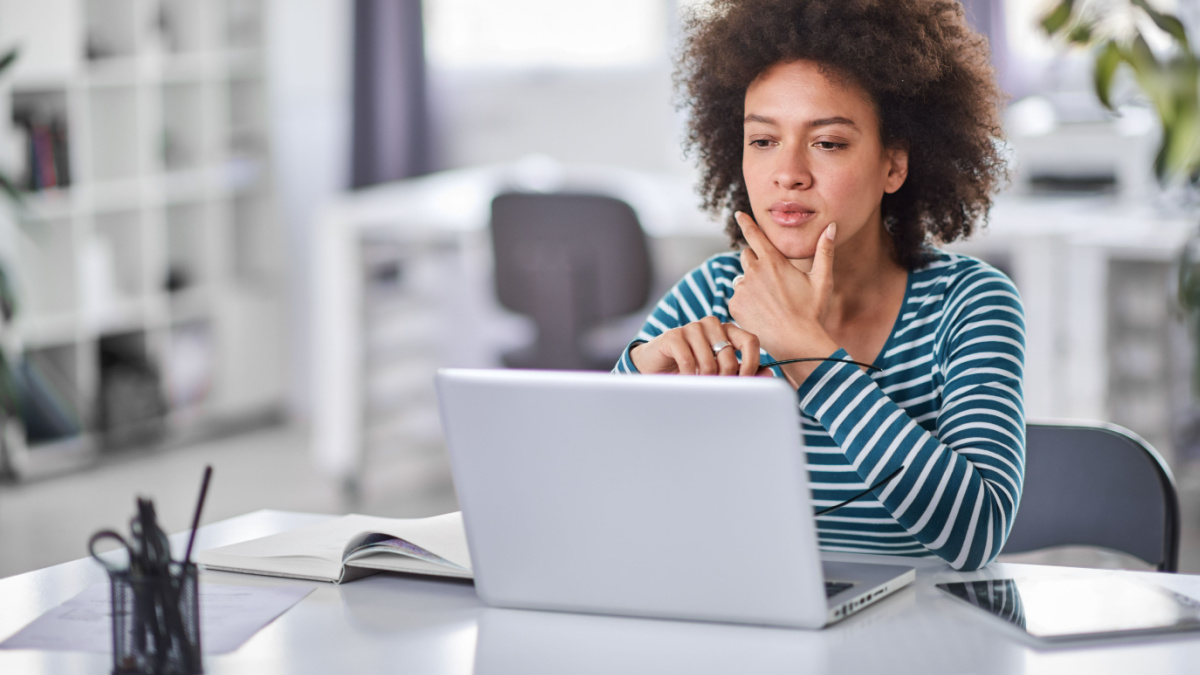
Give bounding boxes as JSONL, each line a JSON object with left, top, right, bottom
{"left": 1003, "top": 421, "right": 1180, "bottom": 572}
{"left": 490, "top": 192, "right": 652, "bottom": 370}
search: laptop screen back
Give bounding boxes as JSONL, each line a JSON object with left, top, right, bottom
{"left": 436, "top": 369, "right": 829, "bottom": 627}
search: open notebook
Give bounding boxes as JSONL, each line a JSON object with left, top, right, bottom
{"left": 198, "top": 512, "right": 472, "bottom": 584}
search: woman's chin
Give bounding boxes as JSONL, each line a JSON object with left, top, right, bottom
{"left": 760, "top": 229, "right": 820, "bottom": 261}
{"left": 775, "top": 243, "right": 817, "bottom": 262}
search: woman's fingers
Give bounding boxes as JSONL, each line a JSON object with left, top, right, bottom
{"left": 698, "top": 317, "right": 748, "bottom": 376}
{"left": 724, "top": 324, "right": 761, "bottom": 376}
{"left": 735, "top": 211, "right": 782, "bottom": 263}
{"left": 662, "top": 339, "right": 696, "bottom": 375}
{"left": 809, "top": 222, "right": 837, "bottom": 294}
{"left": 634, "top": 319, "right": 763, "bottom": 377}
{"left": 692, "top": 317, "right": 741, "bottom": 375}
{"left": 672, "top": 322, "right": 709, "bottom": 375}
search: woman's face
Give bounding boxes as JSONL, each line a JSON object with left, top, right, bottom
{"left": 742, "top": 60, "right": 907, "bottom": 261}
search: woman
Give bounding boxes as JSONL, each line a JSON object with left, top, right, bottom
{"left": 614, "top": 0, "right": 1024, "bottom": 571}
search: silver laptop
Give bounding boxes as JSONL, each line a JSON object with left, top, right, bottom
{"left": 435, "top": 368, "right": 914, "bottom": 629}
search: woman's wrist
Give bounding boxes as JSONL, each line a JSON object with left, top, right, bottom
{"left": 763, "top": 330, "right": 840, "bottom": 388}
{"left": 628, "top": 340, "right": 647, "bottom": 372}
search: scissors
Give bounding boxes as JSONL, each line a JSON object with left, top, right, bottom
{"left": 88, "top": 529, "right": 138, "bottom": 574}
{"left": 87, "top": 502, "right": 172, "bottom": 576}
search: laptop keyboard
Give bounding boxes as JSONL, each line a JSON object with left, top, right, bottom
{"left": 825, "top": 581, "right": 854, "bottom": 598}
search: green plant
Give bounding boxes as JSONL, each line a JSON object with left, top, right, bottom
{"left": 1041, "top": 0, "right": 1200, "bottom": 183}
{"left": 1042, "top": 1, "right": 1200, "bottom": 393}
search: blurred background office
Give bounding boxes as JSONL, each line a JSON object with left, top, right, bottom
{"left": 2, "top": 0, "right": 1200, "bottom": 577}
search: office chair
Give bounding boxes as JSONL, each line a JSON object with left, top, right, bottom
{"left": 1002, "top": 421, "right": 1180, "bottom": 572}
{"left": 490, "top": 192, "right": 653, "bottom": 370}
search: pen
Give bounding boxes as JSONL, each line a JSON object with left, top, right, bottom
{"left": 183, "top": 466, "right": 214, "bottom": 565}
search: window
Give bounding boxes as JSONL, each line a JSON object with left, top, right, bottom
{"left": 423, "top": 0, "right": 669, "bottom": 69}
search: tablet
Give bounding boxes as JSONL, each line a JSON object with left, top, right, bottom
{"left": 937, "top": 577, "right": 1200, "bottom": 642}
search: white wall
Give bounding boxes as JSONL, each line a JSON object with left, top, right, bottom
{"left": 265, "top": 0, "right": 353, "bottom": 421}
{"left": 428, "top": 65, "right": 687, "bottom": 175}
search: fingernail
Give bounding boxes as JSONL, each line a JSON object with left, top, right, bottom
{"left": 826, "top": 222, "right": 837, "bottom": 240}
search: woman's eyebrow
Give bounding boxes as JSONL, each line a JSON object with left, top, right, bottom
{"left": 743, "top": 113, "right": 858, "bottom": 130}
{"left": 744, "top": 113, "right": 777, "bottom": 125}
{"left": 808, "top": 116, "right": 857, "bottom": 129}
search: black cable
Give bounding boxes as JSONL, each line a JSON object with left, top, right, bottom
{"left": 814, "top": 464, "right": 905, "bottom": 516}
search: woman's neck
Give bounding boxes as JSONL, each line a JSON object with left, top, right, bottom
{"left": 806, "top": 216, "right": 906, "bottom": 327}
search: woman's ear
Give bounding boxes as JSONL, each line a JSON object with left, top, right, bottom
{"left": 883, "top": 146, "right": 909, "bottom": 194}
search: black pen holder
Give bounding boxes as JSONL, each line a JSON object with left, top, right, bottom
{"left": 108, "top": 562, "right": 202, "bottom": 675}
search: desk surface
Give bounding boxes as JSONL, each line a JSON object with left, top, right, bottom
{"left": 5, "top": 510, "right": 1200, "bottom": 674}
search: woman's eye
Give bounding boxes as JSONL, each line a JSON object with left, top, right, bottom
{"left": 748, "top": 139, "right": 773, "bottom": 148}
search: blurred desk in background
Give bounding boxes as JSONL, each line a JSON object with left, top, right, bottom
{"left": 312, "top": 162, "right": 1196, "bottom": 493}
{"left": 949, "top": 196, "right": 1194, "bottom": 463}
{"left": 311, "top": 160, "right": 729, "bottom": 495}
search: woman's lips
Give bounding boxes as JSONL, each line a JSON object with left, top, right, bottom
{"left": 767, "top": 202, "right": 816, "bottom": 227}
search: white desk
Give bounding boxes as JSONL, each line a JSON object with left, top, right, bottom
{"left": 4, "top": 510, "right": 1200, "bottom": 674}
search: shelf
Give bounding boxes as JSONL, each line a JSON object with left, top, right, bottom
{"left": 10, "top": 88, "right": 72, "bottom": 194}
{"left": 161, "top": 54, "right": 219, "bottom": 83}
{"left": 83, "top": 299, "right": 149, "bottom": 336}
{"left": 83, "top": 58, "right": 142, "bottom": 89}
{"left": 8, "top": 74, "right": 73, "bottom": 91}
{"left": 160, "top": 0, "right": 221, "bottom": 55}
{"left": 86, "top": 178, "right": 145, "bottom": 212}
{"left": 87, "top": 87, "right": 142, "bottom": 181}
{"left": 162, "top": 319, "right": 215, "bottom": 413}
{"left": 165, "top": 202, "right": 212, "bottom": 293}
{"left": 0, "top": 0, "right": 281, "bottom": 470}
{"left": 14, "top": 188, "right": 77, "bottom": 220}
{"left": 226, "top": 49, "right": 265, "bottom": 78}
{"left": 15, "top": 312, "right": 78, "bottom": 348}
{"left": 162, "top": 82, "right": 208, "bottom": 172}
{"left": 83, "top": 0, "right": 138, "bottom": 62}
{"left": 167, "top": 288, "right": 214, "bottom": 323}
{"left": 7, "top": 433, "right": 98, "bottom": 480}
{"left": 221, "top": 158, "right": 265, "bottom": 193}
{"left": 16, "top": 217, "right": 77, "bottom": 317}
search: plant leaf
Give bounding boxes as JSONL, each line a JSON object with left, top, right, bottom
{"left": 1068, "top": 21, "right": 1095, "bottom": 45}
{"left": 1126, "top": 35, "right": 1172, "bottom": 120}
{"left": 0, "top": 350, "right": 19, "bottom": 421}
{"left": 1041, "top": 0, "right": 1076, "bottom": 36}
{"left": 1154, "top": 124, "right": 1171, "bottom": 182}
{"left": 1094, "top": 41, "right": 1123, "bottom": 110}
{"left": 0, "top": 173, "right": 23, "bottom": 207}
{"left": 0, "top": 47, "right": 17, "bottom": 74}
{"left": 1132, "top": 0, "right": 1190, "bottom": 52}
{"left": 1163, "top": 59, "right": 1200, "bottom": 179}
{"left": 0, "top": 265, "right": 15, "bottom": 322}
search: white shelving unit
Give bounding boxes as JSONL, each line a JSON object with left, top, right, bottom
{"left": 0, "top": 0, "right": 284, "bottom": 477}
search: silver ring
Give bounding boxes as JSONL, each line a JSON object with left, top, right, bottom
{"left": 732, "top": 275, "right": 745, "bottom": 288}
{"left": 711, "top": 341, "right": 733, "bottom": 355}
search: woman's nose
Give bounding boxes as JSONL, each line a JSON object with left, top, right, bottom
{"left": 772, "top": 150, "right": 812, "bottom": 190}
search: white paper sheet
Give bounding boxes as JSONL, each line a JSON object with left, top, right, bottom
{"left": 0, "top": 582, "right": 315, "bottom": 655}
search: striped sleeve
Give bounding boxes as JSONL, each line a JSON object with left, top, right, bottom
{"left": 613, "top": 255, "right": 734, "bottom": 374}
{"left": 795, "top": 267, "right": 1025, "bottom": 570}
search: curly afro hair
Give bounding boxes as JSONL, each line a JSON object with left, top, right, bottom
{"left": 677, "top": 0, "right": 1007, "bottom": 270}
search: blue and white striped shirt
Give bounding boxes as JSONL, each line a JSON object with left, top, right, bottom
{"left": 614, "top": 249, "right": 1025, "bottom": 570}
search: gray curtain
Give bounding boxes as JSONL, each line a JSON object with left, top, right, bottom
{"left": 351, "top": 0, "right": 431, "bottom": 187}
